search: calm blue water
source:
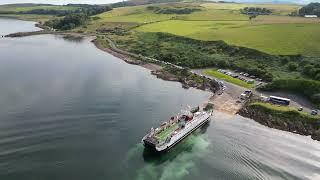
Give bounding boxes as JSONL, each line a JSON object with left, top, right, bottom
{"left": 0, "top": 18, "right": 40, "bottom": 36}
{"left": 0, "top": 18, "right": 319, "bottom": 180}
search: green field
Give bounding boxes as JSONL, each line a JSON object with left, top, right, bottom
{"left": 201, "top": 3, "right": 301, "bottom": 15}
{"left": 86, "top": 2, "right": 320, "bottom": 56}
{"left": 204, "top": 69, "right": 255, "bottom": 88}
{"left": 0, "top": 4, "right": 77, "bottom": 12}
{"left": 97, "top": 5, "right": 175, "bottom": 23}
{"left": 0, "top": 14, "right": 55, "bottom": 23}
{"left": 79, "top": 2, "right": 320, "bottom": 84}
{"left": 136, "top": 20, "right": 320, "bottom": 56}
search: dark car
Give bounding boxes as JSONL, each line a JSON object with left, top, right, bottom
{"left": 311, "top": 110, "right": 318, "bottom": 115}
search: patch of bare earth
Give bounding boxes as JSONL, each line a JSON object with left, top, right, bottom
{"left": 209, "top": 92, "right": 243, "bottom": 115}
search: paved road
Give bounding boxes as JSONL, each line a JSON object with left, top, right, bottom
{"left": 192, "top": 69, "right": 316, "bottom": 115}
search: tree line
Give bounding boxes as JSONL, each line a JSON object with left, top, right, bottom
{"left": 19, "top": 4, "right": 112, "bottom": 16}
{"left": 259, "top": 79, "right": 320, "bottom": 107}
{"left": 43, "top": 4, "right": 112, "bottom": 30}
{"left": 240, "top": 7, "right": 272, "bottom": 15}
{"left": 127, "top": 32, "right": 281, "bottom": 81}
{"left": 298, "top": 3, "right": 320, "bottom": 16}
{"left": 44, "top": 13, "right": 90, "bottom": 30}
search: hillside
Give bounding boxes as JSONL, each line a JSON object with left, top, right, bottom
{"left": 298, "top": 2, "right": 320, "bottom": 17}
{"left": 80, "top": 2, "right": 320, "bottom": 56}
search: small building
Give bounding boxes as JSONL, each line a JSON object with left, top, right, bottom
{"left": 269, "top": 96, "right": 290, "bottom": 105}
{"left": 304, "top": 15, "right": 318, "bottom": 18}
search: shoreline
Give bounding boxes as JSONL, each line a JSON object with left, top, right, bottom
{"left": 238, "top": 101, "right": 320, "bottom": 141}
{"left": 6, "top": 24, "right": 319, "bottom": 142}
{"left": 91, "top": 36, "right": 221, "bottom": 93}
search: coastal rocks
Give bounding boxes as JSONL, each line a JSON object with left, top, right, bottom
{"left": 238, "top": 105, "right": 320, "bottom": 141}
{"left": 150, "top": 70, "right": 220, "bottom": 93}
{"left": 312, "top": 129, "right": 320, "bottom": 141}
{"left": 151, "top": 70, "right": 179, "bottom": 81}
{"left": 93, "top": 36, "right": 220, "bottom": 93}
{"left": 124, "top": 58, "right": 142, "bottom": 65}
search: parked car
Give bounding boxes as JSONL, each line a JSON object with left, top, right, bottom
{"left": 247, "top": 80, "right": 255, "bottom": 84}
{"left": 311, "top": 110, "right": 318, "bottom": 115}
{"left": 240, "top": 72, "right": 244, "bottom": 75}
{"left": 240, "top": 90, "right": 252, "bottom": 100}
{"left": 298, "top": 107, "right": 303, "bottom": 111}
{"left": 244, "top": 73, "right": 249, "bottom": 77}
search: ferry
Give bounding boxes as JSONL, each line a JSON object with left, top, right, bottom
{"left": 142, "top": 105, "right": 213, "bottom": 152}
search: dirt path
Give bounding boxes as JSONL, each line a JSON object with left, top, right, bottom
{"left": 208, "top": 93, "right": 243, "bottom": 115}
{"left": 192, "top": 69, "right": 247, "bottom": 115}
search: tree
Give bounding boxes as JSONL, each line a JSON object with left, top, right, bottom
{"left": 298, "top": 3, "right": 320, "bottom": 17}
{"left": 45, "top": 13, "right": 89, "bottom": 30}
{"left": 287, "top": 62, "right": 298, "bottom": 71}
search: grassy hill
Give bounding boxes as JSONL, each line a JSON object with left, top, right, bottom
{"left": 0, "top": 4, "right": 78, "bottom": 12}
{"left": 136, "top": 20, "right": 320, "bottom": 56}
{"left": 86, "top": 2, "right": 320, "bottom": 56}
{"left": 3, "top": 2, "right": 318, "bottom": 56}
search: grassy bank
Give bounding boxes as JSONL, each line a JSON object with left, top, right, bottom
{"left": 250, "top": 102, "right": 319, "bottom": 120}
{"left": 239, "top": 101, "right": 320, "bottom": 140}
{"left": 247, "top": 102, "right": 320, "bottom": 129}
{"left": 204, "top": 69, "right": 254, "bottom": 88}
{"left": 0, "top": 4, "right": 77, "bottom": 12}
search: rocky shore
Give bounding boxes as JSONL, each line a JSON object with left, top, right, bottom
{"left": 92, "top": 37, "right": 221, "bottom": 93}
{"left": 238, "top": 103, "right": 320, "bottom": 141}
{"left": 151, "top": 69, "right": 220, "bottom": 92}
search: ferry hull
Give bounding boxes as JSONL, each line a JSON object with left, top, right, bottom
{"left": 143, "top": 116, "right": 210, "bottom": 153}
